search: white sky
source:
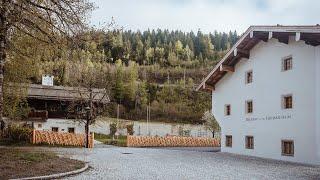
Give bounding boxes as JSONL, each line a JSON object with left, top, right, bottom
{"left": 90, "top": 0, "right": 320, "bottom": 34}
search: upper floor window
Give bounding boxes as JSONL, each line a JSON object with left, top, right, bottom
{"left": 245, "top": 70, "right": 253, "bottom": 84}
{"left": 282, "top": 95, "right": 293, "bottom": 109}
{"left": 246, "top": 100, "right": 253, "bottom": 114}
{"left": 225, "top": 104, "right": 231, "bottom": 116}
{"left": 282, "top": 56, "right": 292, "bottom": 71}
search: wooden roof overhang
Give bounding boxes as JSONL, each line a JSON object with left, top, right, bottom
{"left": 27, "top": 84, "right": 110, "bottom": 104}
{"left": 196, "top": 25, "right": 320, "bottom": 92}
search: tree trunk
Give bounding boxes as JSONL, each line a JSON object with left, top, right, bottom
{"left": 0, "top": 7, "right": 7, "bottom": 122}
{"left": 212, "top": 131, "right": 215, "bottom": 138}
{"left": 85, "top": 120, "right": 89, "bottom": 148}
{"left": 85, "top": 87, "right": 93, "bottom": 148}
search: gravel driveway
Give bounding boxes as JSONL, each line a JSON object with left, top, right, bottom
{"left": 44, "top": 145, "right": 320, "bottom": 180}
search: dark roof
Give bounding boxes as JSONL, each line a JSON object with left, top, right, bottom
{"left": 27, "top": 84, "right": 110, "bottom": 104}
{"left": 197, "top": 25, "right": 320, "bottom": 92}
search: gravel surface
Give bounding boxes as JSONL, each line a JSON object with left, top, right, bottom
{"left": 41, "top": 146, "right": 320, "bottom": 180}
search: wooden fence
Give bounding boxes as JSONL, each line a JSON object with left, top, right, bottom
{"left": 32, "top": 130, "right": 94, "bottom": 148}
{"left": 127, "top": 135, "right": 220, "bottom": 147}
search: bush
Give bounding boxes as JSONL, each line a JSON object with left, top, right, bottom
{"left": 7, "top": 125, "right": 32, "bottom": 142}
{"left": 126, "top": 124, "right": 134, "bottom": 135}
{"left": 109, "top": 122, "right": 117, "bottom": 137}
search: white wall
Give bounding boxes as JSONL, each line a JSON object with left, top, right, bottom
{"left": 212, "top": 37, "right": 319, "bottom": 165}
{"left": 316, "top": 46, "right": 320, "bottom": 161}
{"left": 32, "top": 118, "right": 214, "bottom": 138}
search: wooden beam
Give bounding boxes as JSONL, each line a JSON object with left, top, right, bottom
{"left": 295, "top": 32, "right": 301, "bottom": 41}
{"left": 250, "top": 31, "right": 254, "bottom": 38}
{"left": 220, "top": 65, "right": 235, "bottom": 72}
{"left": 204, "top": 83, "right": 215, "bottom": 91}
{"left": 237, "top": 49, "right": 250, "bottom": 59}
{"left": 268, "top": 32, "right": 273, "bottom": 40}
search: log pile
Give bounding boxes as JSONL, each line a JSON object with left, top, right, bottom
{"left": 127, "top": 135, "right": 220, "bottom": 147}
{"left": 32, "top": 130, "right": 94, "bottom": 148}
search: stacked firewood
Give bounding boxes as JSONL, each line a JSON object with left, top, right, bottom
{"left": 127, "top": 135, "right": 220, "bottom": 147}
{"left": 32, "top": 130, "right": 94, "bottom": 148}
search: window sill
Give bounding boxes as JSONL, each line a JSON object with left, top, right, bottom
{"left": 281, "top": 153, "right": 294, "bottom": 157}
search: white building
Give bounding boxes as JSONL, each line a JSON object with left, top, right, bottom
{"left": 197, "top": 25, "right": 320, "bottom": 165}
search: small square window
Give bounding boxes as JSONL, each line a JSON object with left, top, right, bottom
{"left": 245, "top": 136, "right": 254, "bottom": 149}
{"left": 282, "top": 95, "right": 293, "bottom": 109}
{"left": 246, "top": 100, "right": 253, "bottom": 114}
{"left": 245, "top": 70, "right": 253, "bottom": 84}
{"left": 282, "top": 140, "right": 294, "bottom": 156}
{"left": 68, "top": 127, "right": 75, "bottom": 134}
{"left": 37, "top": 124, "right": 42, "bottom": 128}
{"left": 225, "top": 135, "right": 232, "bottom": 147}
{"left": 52, "top": 127, "right": 58, "bottom": 132}
{"left": 225, "top": 104, "right": 231, "bottom": 116}
{"left": 282, "top": 56, "right": 292, "bottom": 71}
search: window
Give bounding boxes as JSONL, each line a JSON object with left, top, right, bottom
{"left": 282, "top": 56, "right": 292, "bottom": 71}
{"left": 245, "top": 136, "right": 254, "bottom": 149}
{"left": 225, "top": 104, "right": 231, "bottom": 116}
{"left": 282, "top": 140, "right": 294, "bottom": 156}
{"left": 37, "top": 124, "right": 42, "bottom": 128}
{"left": 225, "top": 135, "right": 232, "bottom": 147}
{"left": 282, "top": 95, "right": 293, "bottom": 109}
{"left": 245, "top": 70, "right": 253, "bottom": 84}
{"left": 246, "top": 100, "right": 253, "bottom": 114}
{"left": 68, "top": 127, "right": 75, "bottom": 134}
{"left": 52, "top": 127, "right": 58, "bottom": 132}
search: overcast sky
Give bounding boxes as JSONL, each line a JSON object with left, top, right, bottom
{"left": 90, "top": 0, "right": 320, "bottom": 34}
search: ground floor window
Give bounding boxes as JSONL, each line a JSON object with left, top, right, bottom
{"left": 68, "top": 127, "right": 75, "bottom": 133}
{"left": 282, "top": 140, "right": 294, "bottom": 156}
{"left": 52, "top": 127, "right": 59, "bottom": 132}
{"left": 225, "top": 135, "right": 232, "bottom": 147}
{"left": 245, "top": 136, "right": 254, "bottom": 149}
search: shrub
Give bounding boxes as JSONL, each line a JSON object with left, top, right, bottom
{"left": 7, "top": 125, "right": 32, "bottom": 142}
{"left": 126, "top": 123, "right": 134, "bottom": 135}
{"left": 109, "top": 122, "right": 117, "bottom": 137}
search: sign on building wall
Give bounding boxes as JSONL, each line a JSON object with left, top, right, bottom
{"left": 42, "top": 75, "right": 54, "bottom": 86}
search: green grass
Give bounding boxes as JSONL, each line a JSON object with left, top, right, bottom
{"left": 95, "top": 133, "right": 127, "bottom": 147}
{"left": 15, "top": 151, "right": 56, "bottom": 162}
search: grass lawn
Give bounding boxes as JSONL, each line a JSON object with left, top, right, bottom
{"left": 0, "top": 148, "right": 85, "bottom": 179}
{"left": 95, "top": 133, "right": 127, "bottom": 147}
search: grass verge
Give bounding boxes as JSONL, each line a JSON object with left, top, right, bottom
{"left": 0, "top": 148, "right": 85, "bottom": 179}
{"left": 95, "top": 133, "right": 127, "bottom": 147}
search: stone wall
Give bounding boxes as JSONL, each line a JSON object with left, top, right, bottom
{"left": 32, "top": 130, "right": 94, "bottom": 148}
{"left": 127, "top": 135, "right": 220, "bottom": 147}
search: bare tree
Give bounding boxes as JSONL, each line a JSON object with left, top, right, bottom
{"left": 0, "top": 0, "right": 93, "bottom": 122}
{"left": 202, "top": 110, "right": 220, "bottom": 138}
{"left": 67, "top": 61, "right": 110, "bottom": 148}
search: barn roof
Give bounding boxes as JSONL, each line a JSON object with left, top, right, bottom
{"left": 27, "top": 84, "right": 110, "bottom": 104}
{"left": 196, "top": 25, "right": 320, "bottom": 92}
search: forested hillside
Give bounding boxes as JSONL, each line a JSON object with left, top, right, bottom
{"left": 8, "top": 29, "right": 239, "bottom": 124}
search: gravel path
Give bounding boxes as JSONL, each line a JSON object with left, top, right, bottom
{"left": 34, "top": 146, "right": 320, "bottom": 180}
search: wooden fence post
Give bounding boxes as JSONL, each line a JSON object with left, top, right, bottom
{"left": 32, "top": 129, "right": 36, "bottom": 144}
{"left": 90, "top": 132, "right": 94, "bottom": 148}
